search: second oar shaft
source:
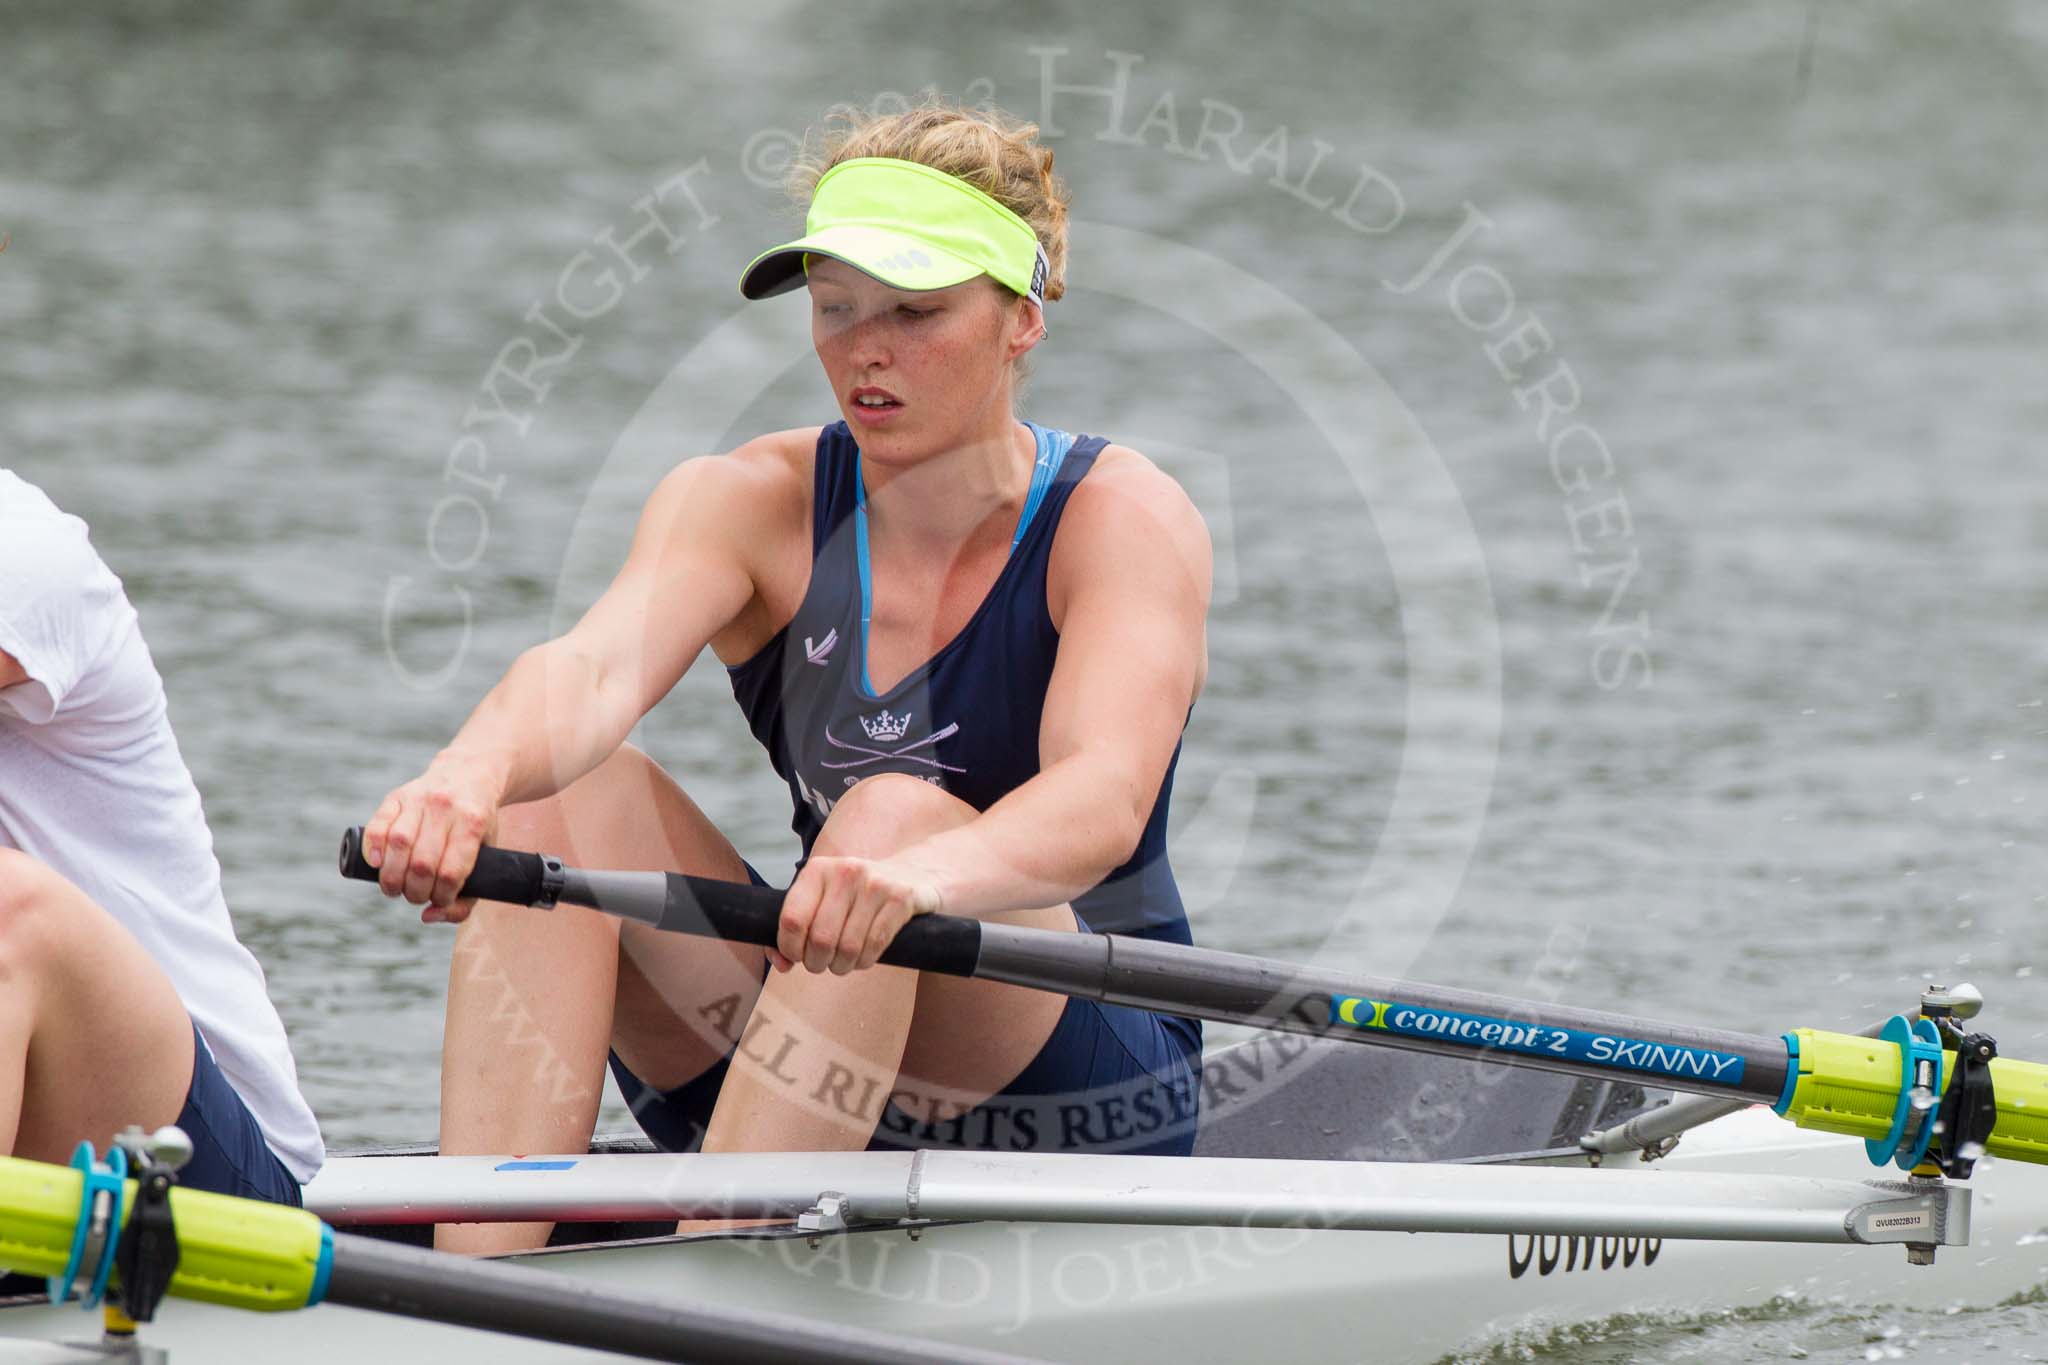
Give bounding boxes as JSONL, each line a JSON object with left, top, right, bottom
{"left": 325, "top": 1232, "right": 1045, "bottom": 1365}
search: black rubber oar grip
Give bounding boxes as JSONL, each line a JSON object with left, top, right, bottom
{"left": 338, "top": 825, "right": 552, "bottom": 907}
{"left": 660, "top": 874, "right": 982, "bottom": 978}
{"left": 341, "top": 825, "right": 985, "bottom": 978}
{"left": 873, "top": 914, "right": 981, "bottom": 977}
{"left": 659, "top": 873, "right": 787, "bottom": 947}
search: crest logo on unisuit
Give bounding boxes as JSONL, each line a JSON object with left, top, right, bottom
{"left": 860, "top": 709, "right": 912, "bottom": 742}
{"left": 817, "top": 712, "right": 966, "bottom": 778}
{"left": 794, "top": 710, "right": 966, "bottom": 821}
{"left": 790, "top": 712, "right": 966, "bottom": 826}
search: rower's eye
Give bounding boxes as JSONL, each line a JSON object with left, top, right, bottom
{"left": 898, "top": 306, "right": 936, "bottom": 319}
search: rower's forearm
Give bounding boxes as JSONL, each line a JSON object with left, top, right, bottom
{"left": 905, "top": 756, "right": 1149, "bottom": 918}
{"left": 441, "top": 641, "right": 641, "bottom": 807}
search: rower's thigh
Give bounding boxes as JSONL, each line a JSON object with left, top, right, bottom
{"left": 492, "top": 743, "right": 768, "bottom": 1091}
{"left": 0, "top": 850, "right": 194, "bottom": 1162}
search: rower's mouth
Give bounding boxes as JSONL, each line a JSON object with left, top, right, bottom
{"left": 850, "top": 385, "right": 903, "bottom": 411}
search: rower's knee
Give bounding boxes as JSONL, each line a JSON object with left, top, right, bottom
{"left": 756, "top": 949, "right": 920, "bottom": 1042}
{"left": 813, "top": 774, "right": 972, "bottom": 858}
{"left": 0, "top": 849, "right": 69, "bottom": 979}
{"left": 497, "top": 741, "right": 665, "bottom": 848}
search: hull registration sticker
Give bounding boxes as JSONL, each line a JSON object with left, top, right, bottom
{"left": 1328, "top": 996, "right": 1746, "bottom": 1086}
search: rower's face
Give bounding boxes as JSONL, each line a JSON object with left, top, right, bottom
{"left": 807, "top": 258, "right": 1038, "bottom": 460}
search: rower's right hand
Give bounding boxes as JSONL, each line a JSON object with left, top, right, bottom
{"left": 361, "top": 753, "right": 505, "bottom": 924}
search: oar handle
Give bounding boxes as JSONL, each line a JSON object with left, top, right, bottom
{"left": 337, "top": 826, "right": 984, "bottom": 977}
{"left": 339, "top": 826, "right": 550, "bottom": 908}
{"left": 342, "top": 822, "right": 552, "bottom": 908}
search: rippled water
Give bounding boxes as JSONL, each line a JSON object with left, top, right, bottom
{"left": 4, "top": 2, "right": 2045, "bottom": 1358}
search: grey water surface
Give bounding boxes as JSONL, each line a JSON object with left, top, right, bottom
{"left": 3, "top": 2, "right": 2044, "bottom": 1359}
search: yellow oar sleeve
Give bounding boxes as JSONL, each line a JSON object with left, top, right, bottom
{"left": 0, "top": 1154, "right": 329, "bottom": 1313}
{"left": 1778, "top": 1029, "right": 2048, "bottom": 1165}
{"left": 1982, "top": 1054, "right": 2048, "bottom": 1165}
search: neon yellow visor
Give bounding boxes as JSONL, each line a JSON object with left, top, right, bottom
{"left": 738, "top": 157, "right": 1050, "bottom": 307}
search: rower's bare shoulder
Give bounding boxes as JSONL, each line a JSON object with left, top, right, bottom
{"left": 723, "top": 426, "right": 822, "bottom": 491}
{"left": 1064, "top": 443, "right": 1211, "bottom": 561}
{"left": 641, "top": 427, "right": 819, "bottom": 542}
{"left": 1048, "top": 442, "right": 1212, "bottom": 636}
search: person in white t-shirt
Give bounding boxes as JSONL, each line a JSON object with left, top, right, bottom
{"left": 0, "top": 470, "right": 323, "bottom": 1201}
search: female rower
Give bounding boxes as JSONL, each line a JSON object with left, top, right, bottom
{"left": 361, "top": 97, "right": 1212, "bottom": 1252}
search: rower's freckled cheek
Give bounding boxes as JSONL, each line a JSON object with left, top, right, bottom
{"left": 904, "top": 333, "right": 966, "bottom": 382}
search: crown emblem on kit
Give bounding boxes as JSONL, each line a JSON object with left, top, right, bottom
{"left": 860, "top": 709, "right": 912, "bottom": 742}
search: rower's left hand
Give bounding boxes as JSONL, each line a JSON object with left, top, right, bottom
{"left": 778, "top": 855, "right": 944, "bottom": 975}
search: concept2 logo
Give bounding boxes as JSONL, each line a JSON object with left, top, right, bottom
{"left": 1328, "top": 996, "right": 1746, "bottom": 1085}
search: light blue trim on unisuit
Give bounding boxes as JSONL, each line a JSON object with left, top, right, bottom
{"left": 307, "top": 1224, "right": 336, "bottom": 1307}
{"left": 495, "top": 1159, "right": 579, "bottom": 1171}
{"left": 853, "top": 422, "right": 1075, "bottom": 699}
{"left": 1012, "top": 421, "right": 1074, "bottom": 553}
{"left": 854, "top": 474, "right": 876, "bottom": 696}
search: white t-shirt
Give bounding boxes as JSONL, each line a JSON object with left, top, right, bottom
{"left": 0, "top": 471, "right": 324, "bottom": 1182}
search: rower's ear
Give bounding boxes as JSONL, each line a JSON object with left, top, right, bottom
{"left": 1008, "top": 298, "right": 1047, "bottom": 361}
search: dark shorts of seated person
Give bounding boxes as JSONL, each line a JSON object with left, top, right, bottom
{"left": 172, "top": 1023, "right": 304, "bottom": 1206}
{"left": 609, "top": 862, "right": 1202, "bottom": 1159}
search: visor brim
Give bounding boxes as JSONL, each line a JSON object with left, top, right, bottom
{"left": 739, "top": 224, "right": 988, "bottom": 300}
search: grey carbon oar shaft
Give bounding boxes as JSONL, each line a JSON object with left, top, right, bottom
{"left": 967, "top": 920, "right": 1790, "bottom": 1103}
{"left": 339, "top": 828, "right": 1790, "bottom": 1106}
{"left": 324, "top": 1232, "right": 1045, "bottom": 1365}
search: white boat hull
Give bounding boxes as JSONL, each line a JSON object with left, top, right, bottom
{"left": 6, "top": 1108, "right": 2044, "bottom": 1364}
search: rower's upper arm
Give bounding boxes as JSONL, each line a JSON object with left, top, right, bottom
{"left": 1040, "top": 450, "right": 1212, "bottom": 840}
{"left": 558, "top": 439, "right": 800, "bottom": 715}
{"left": 0, "top": 505, "right": 123, "bottom": 721}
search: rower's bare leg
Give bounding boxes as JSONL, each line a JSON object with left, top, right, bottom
{"left": 436, "top": 743, "right": 764, "bottom": 1254}
{"left": 688, "top": 775, "right": 1070, "bottom": 1231}
{"left": 0, "top": 849, "right": 195, "bottom": 1161}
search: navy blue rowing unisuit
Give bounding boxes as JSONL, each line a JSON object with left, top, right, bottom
{"left": 729, "top": 420, "right": 1196, "bottom": 950}
{"left": 609, "top": 420, "right": 1201, "bottom": 1158}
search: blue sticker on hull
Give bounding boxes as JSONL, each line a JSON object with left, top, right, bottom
{"left": 494, "top": 1160, "right": 579, "bottom": 1171}
{"left": 1330, "top": 996, "right": 1746, "bottom": 1086}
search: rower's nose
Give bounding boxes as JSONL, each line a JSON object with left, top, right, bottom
{"left": 843, "top": 316, "right": 893, "bottom": 372}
